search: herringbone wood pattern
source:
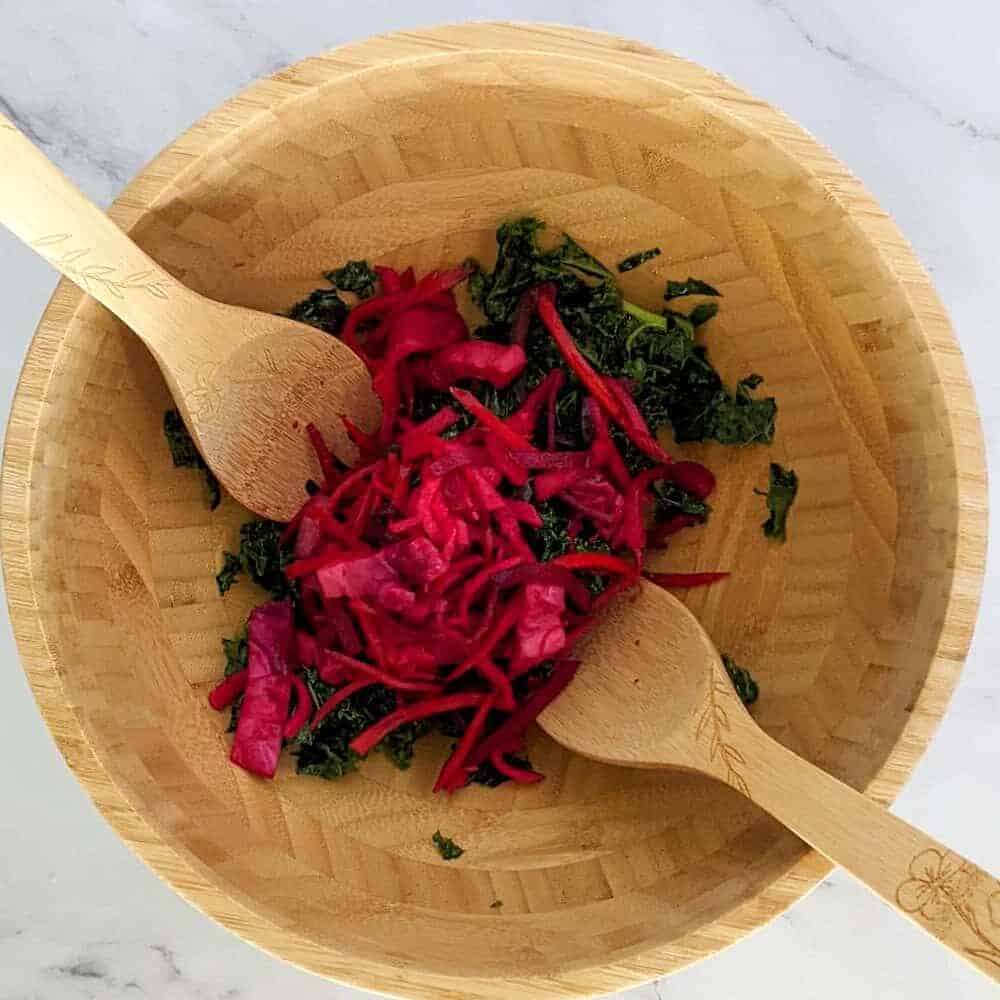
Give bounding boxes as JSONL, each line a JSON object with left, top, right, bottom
{"left": 0, "top": 23, "right": 985, "bottom": 999}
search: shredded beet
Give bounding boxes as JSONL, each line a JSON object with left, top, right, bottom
{"left": 211, "top": 256, "right": 732, "bottom": 792}
{"left": 645, "top": 571, "right": 730, "bottom": 589}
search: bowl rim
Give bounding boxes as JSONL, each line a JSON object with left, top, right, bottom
{"left": 0, "top": 21, "right": 987, "bottom": 999}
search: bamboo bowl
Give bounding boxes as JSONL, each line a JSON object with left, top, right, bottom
{"left": 0, "top": 23, "right": 986, "bottom": 1000}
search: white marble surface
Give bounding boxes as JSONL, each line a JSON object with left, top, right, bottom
{"left": 1, "top": 2, "right": 998, "bottom": 998}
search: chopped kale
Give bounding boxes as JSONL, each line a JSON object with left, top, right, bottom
{"left": 664, "top": 277, "right": 720, "bottom": 300}
{"left": 221, "top": 629, "right": 248, "bottom": 732}
{"left": 669, "top": 367, "right": 776, "bottom": 447}
{"left": 225, "top": 696, "right": 243, "bottom": 734}
{"left": 288, "top": 286, "right": 349, "bottom": 334}
{"left": 688, "top": 301, "right": 719, "bottom": 327}
{"left": 573, "top": 535, "right": 614, "bottom": 595}
{"left": 380, "top": 717, "right": 432, "bottom": 770}
{"left": 723, "top": 654, "right": 759, "bottom": 706}
{"left": 618, "top": 247, "right": 661, "bottom": 272}
{"left": 467, "top": 217, "right": 613, "bottom": 327}
{"left": 758, "top": 462, "right": 799, "bottom": 542}
{"left": 470, "top": 754, "right": 534, "bottom": 788}
{"left": 216, "top": 520, "right": 292, "bottom": 598}
{"left": 467, "top": 218, "right": 776, "bottom": 450}
{"left": 163, "top": 408, "right": 201, "bottom": 467}
{"left": 163, "top": 409, "right": 220, "bottom": 509}
{"left": 292, "top": 672, "right": 431, "bottom": 779}
{"left": 216, "top": 552, "right": 243, "bottom": 595}
{"left": 431, "top": 830, "right": 465, "bottom": 860}
{"left": 652, "top": 481, "right": 710, "bottom": 524}
{"left": 207, "top": 221, "right": 780, "bottom": 787}
{"left": 222, "top": 630, "right": 248, "bottom": 676}
{"left": 326, "top": 260, "right": 378, "bottom": 299}
{"left": 437, "top": 710, "right": 472, "bottom": 740}
{"left": 547, "top": 232, "right": 613, "bottom": 282}
{"left": 528, "top": 501, "right": 572, "bottom": 562}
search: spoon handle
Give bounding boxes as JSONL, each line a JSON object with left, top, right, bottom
{"left": 0, "top": 110, "right": 196, "bottom": 348}
{"left": 736, "top": 724, "right": 1000, "bottom": 982}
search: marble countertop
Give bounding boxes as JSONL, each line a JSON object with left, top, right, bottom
{"left": 1, "top": 3, "right": 998, "bottom": 999}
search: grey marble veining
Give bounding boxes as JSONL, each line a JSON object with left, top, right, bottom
{"left": 1, "top": 2, "right": 998, "bottom": 999}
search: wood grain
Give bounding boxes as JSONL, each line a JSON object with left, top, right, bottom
{"left": 0, "top": 23, "right": 986, "bottom": 999}
{"left": 0, "top": 110, "right": 377, "bottom": 522}
{"left": 540, "top": 583, "right": 1000, "bottom": 983}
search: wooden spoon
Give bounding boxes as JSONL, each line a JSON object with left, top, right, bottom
{"left": 540, "top": 581, "right": 1000, "bottom": 983}
{"left": 0, "top": 112, "right": 378, "bottom": 522}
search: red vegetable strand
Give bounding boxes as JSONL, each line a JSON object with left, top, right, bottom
{"left": 645, "top": 571, "right": 730, "bottom": 589}
{"left": 350, "top": 692, "right": 485, "bottom": 756}
{"left": 217, "top": 260, "right": 731, "bottom": 793}
{"left": 490, "top": 749, "right": 544, "bottom": 784}
{"left": 283, "top": 674, "right": 314, "bottom": 739}
{"left": 536, "top": 283, "right": 671, "bottom": 464}
{"left": 208, "top": 668, "right": 247, "bottom": 711}
{"left": 306, "top": 422, "right": 339, "bottom": 491}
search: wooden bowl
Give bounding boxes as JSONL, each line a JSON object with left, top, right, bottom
{"left": 1, "top": 23, "right": 986, "bottom": 999}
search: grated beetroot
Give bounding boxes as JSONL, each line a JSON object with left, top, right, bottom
{"left": 211, "top": 259, "right": 730, "bottom": 792}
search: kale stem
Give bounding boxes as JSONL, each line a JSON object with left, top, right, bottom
{"left": 623, "top": 300, "right": 666, "bottom": 327}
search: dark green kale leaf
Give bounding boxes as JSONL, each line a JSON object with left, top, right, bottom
{"left": 326, "top": 260, "right": 377, "bottom": 299}
{"left": 758, "top": 462, "right": 799, "bottom": 542}
{"left": 573, "top": 534, "right": 613, "bottom": 595}
{"left": 723, "top": 654, "right": 759, "bottom": 706}
{"left": 222, "top": 630, "right": 248, "bottom": 676}
{"left": 380, "top": 716, "right": 432, "bottom": 770}
{"left": 468, "top": 217, "right": 614, "bottom": 326}
{"left": 545, "top": 232, "right": 612, "bottom": 282}
{"left": 670, "top": 366, "right": 776, "bottom": 447}
{"left": 288, "top": 286, "right": 349, "bottom": 334}
{"left": 163, "top": 409, "right": 220, "bottom": 509}
{"left": 652, "top": 481, "right": 710, "bottom": 524}
{"left": 164, "top": 408, "right": 201, "bottom": 466}
{"left": 528, "top": 501, "right": 572, "bottom": 562}
{"left": 216, "top": 552, "right": 243, "bottom": 595}
{"left": 618, "top": 247, "right": 661, "bottom": 272}
{"left": 221, "top": 628, "right": 249, "bottom": 732}
{"left": 469, "top": 219, "right": 776, "bottom": 450}
{"left": 410, "top": 381, "right": 524, "bottom": 439}
{"left": 431, "top": 830, "right": 465, "bottom": 860}
{"left": 688, "top": 301, "right": 719, "bottom": 327}
{"left": 216, "top": 520, "right": 293, "bottom": 598}
{"left": 664, "top": 277, "right": 720, "bottom": 300}
{"left": 470, "top": 754, "right": 534, "bottom": 788}
{"left": 292, "top": 672, "right": 430, "bottom": 779}
{"left": 467, "top": 217, "right": 546, "bottom": 324}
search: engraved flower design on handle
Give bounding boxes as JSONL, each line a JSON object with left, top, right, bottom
{"left": 897, "top": 848, "right": 1000, "bottom": 970}
{"left": 897, "top": 848, "right": 967, "bottom": 921}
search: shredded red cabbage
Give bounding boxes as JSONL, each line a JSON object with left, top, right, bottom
{"left": 212, "top": 262, "right": 728, "bottom": 790}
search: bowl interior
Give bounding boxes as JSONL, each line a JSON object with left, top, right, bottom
{"left": 4, "top": 26, "right": 980, "bottom": 999}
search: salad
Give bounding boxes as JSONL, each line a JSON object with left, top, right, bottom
{"left": 167, "top": 218, "right": 796, "bottom": 792}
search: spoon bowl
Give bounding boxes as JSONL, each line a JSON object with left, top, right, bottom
{"left": 540, "top": 582, "right": 1000, "bottom": 984}
{"left": 539, "top": 582, "right": 713, "bottom": 769}
{"left": 0, "top": 111, "right": 379, "bottom": 521}
{"left": 169, "top": 305, "right": 378, "bottom": 520}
